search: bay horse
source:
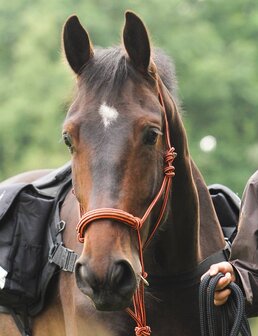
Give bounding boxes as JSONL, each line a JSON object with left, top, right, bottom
{"left": 0, "top": 11, "right": 226, "bottom": 336}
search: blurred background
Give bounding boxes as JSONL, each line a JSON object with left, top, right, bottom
{"left": 0, "top": 0, "right": 258, "bottom": 331}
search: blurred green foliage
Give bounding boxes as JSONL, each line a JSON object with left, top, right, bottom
{"left": 0, "top": 0, "right": 257, "bottom": 196}
{"left": 1, "top": 0, "right": 258, "bottom": 331}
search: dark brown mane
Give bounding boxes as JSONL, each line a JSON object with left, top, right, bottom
{"left": 80, "top": 46, "right": 179, "bottom": 104}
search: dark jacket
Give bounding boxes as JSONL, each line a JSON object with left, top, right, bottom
{"left": 230, "top": 170, "right": 258, "bottom": 317}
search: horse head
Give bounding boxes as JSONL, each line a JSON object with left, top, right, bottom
{"left": 62, "top": 11, "right": 196, "bottom": 313}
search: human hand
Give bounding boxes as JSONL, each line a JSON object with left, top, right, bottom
{"left": 201, "top": 261, "right": 236, "bottom": 306}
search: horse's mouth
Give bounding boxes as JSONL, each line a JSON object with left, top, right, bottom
{"left": 77, "top": 281, "right": 135, "bottom": 311}
{"left": 92, "top": 291, "right": 133, "bottom": 311}
{"left": 75, "top": 259, "right": 138, "bottom": 311}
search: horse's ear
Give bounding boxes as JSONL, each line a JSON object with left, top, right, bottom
{"left": 123, "top": 11, "right": 151, "bottom": 73}
{"left": 63, "top": 15, "right": 93, "bottom": 74}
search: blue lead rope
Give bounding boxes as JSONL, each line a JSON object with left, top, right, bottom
{"left": 199, "top": 273, "right": 252, "bottom": 336}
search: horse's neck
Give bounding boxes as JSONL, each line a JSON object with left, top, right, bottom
{"left": 144, "top": 87, "right": 225, "bottom": 277}
{"left": 144, "top": 158, "right": 225, "bottom": 277}
{"left": 191, "top": 160, "right": 225, "bottom": 259}
{"left": 156, "top": 155, "right": 200, "bottom": 275}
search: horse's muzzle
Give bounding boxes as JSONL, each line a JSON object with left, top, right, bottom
{"left": 75, "top": 259, "right": 137, "bottom": 311}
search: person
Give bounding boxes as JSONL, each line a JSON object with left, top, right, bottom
{"left": 203, "top": 170, "right": 258, "bottom": 316}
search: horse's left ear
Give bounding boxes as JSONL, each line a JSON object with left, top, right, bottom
{"left": 123, "top": 11, "right": 151, "bottom": 73}
{"left": 63, "top": 15, "right": 93, "bottom": 75}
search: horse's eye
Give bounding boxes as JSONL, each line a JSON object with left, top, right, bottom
{"left": 63, "top": 132, "right": 73, "bottom": 152}
{"left": 143, "top": 128, "right": 162, "bottom": 145}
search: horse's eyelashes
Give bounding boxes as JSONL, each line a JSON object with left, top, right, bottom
{"left": 143, "top": 128, "right": 162, "bottom": 145}
{"left": 63, "top": 133, "right": 73, "bottom": 152}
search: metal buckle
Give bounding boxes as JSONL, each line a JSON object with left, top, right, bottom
{"left": 56, "top": 220, "right": 66, "bottom": 234}
{"left": 49, "top": 243, "right": 78, "bottom": 272}
{"left": 223, "top": 238, "right": 232, "bottom": 260}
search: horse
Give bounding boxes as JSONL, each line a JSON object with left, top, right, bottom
{"left": 0, "top": 11, "right": 226, "bottom": 336}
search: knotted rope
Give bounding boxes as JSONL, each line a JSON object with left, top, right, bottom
{"left": 76, "top": 78, "right": 177, "bottom": 336}
{"left": 135, "top": 326, "right": 151, "bottom": 336}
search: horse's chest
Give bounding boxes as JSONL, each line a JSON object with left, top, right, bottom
{"left": 98, "top": 287, "right": 202, "bottom": 336}
{"left": 143, "top": 286, "right": 201, "bottom": 336}
{"left": 94, "top": 287, "right": 202, "bottom": 336}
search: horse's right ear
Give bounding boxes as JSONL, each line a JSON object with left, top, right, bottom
{"left": 63, "top": 15, "right": 93, "bottom": 74}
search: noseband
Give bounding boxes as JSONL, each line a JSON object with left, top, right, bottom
{"left": 76, "top": 77, "right": 177, "bottom": 336}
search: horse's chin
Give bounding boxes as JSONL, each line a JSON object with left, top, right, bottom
{"left": 87, "top": 291, "right": 133, "bottom": 311}
{"left": 93, "top": 297, "right": 132, "bottom": 311}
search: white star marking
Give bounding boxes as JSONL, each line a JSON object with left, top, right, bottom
{"left": 99, "top": 103, "right": 119, "bottom": 128}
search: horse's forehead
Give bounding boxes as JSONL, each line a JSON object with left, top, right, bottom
{"left": 66, "top": 77, "right": 161, "bottom": 136}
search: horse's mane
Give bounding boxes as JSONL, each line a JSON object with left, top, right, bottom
{"left": 80, "top": 46, "right": 180, "bottom": 106}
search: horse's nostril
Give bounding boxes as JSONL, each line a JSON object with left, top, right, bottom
{"left": 110, "top": 262, "right": 124, "bottom": 285}
{"left": 75, "top": 262, "right": 95, "bottom": 296}
{"left": 110, "top": 260, "right": 136, "bottom": 295}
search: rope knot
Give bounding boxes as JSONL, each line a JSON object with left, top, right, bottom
{"left": 135, "top": 326, "right": 151, "bottom": 336}
{"left": 164, "top": 147, "right": 177, "bottom": 177}
{"left": 134, "top": 217, "right": 142, "bottom": 230}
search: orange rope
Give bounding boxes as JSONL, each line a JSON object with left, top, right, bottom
{"left": 76, "top": 78, "right": 177, "bottom": 336}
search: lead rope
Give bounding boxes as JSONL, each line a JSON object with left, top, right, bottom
{"left": 76, "top": 78, "right": 177, "bottom": 336}
{"left": 199, "top": 273, "right": 251, "bottom": 336}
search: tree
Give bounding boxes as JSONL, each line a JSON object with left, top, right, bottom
{"left": 0, "top": 0, "right": 257, "bottom": 195}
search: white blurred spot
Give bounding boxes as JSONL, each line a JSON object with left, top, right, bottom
{"left": 200, "top": 135, "right": 217, "bottom": 152}
{"left": 0, "top": 266, "right": 7, "bottom": 289}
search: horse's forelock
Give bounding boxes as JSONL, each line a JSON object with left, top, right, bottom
{"left": 79, "top": 47, "right": 129, "bottom": 95}
{"left": 78, "top": 46, "right": 179, "bottom": 103}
